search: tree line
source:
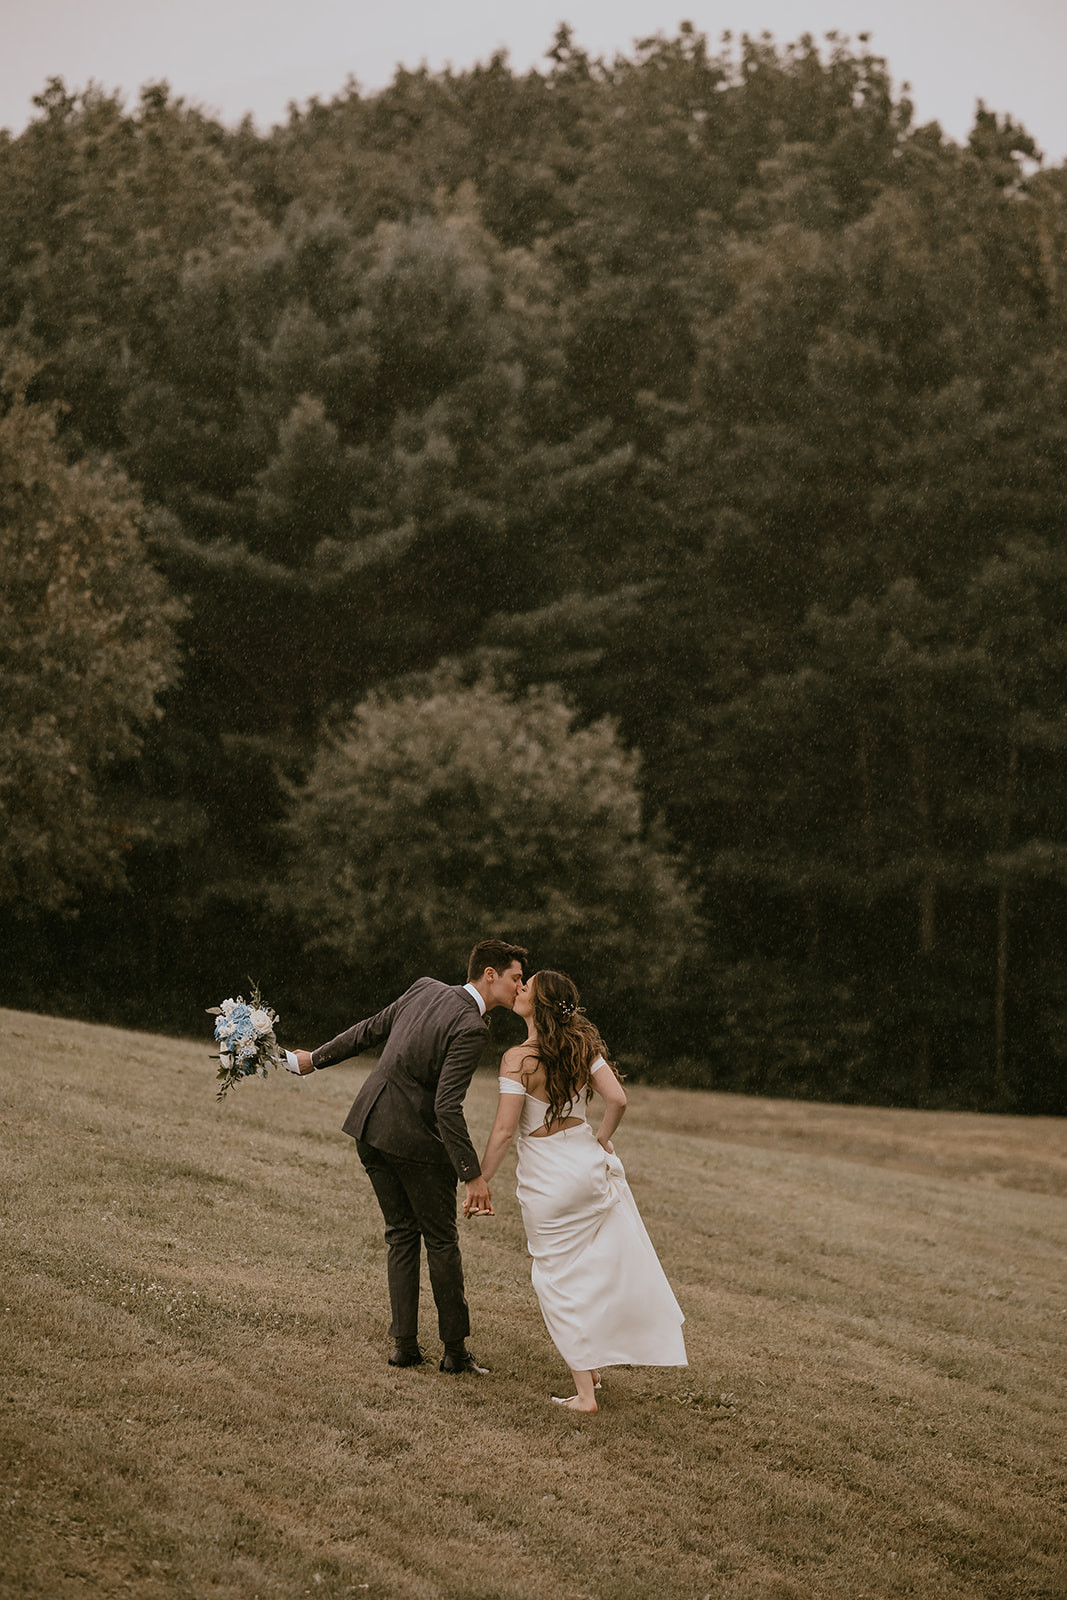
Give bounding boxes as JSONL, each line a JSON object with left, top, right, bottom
{"left": 1, "top": 26, "right": 1065, "bottom": 1112}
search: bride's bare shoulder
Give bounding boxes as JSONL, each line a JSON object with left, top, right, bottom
{"left": 500, "top": 1042, "right": 541, "bottom": 1084}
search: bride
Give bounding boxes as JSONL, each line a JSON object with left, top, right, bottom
{"left": 473, "top": 969, "right": 687, "bottom": 1411}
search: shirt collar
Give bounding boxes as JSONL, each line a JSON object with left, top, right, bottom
{"left": 462, "top": 981, "right": 487, "bottom": 1016}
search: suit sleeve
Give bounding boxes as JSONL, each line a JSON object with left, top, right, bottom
{"left": 434, "top": 1024, "right": 488, "bottom": 1182}
{"left": 309, "top": 993, "right": 403, "bottom": 1070}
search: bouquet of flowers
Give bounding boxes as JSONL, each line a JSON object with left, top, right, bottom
{"left": 208, "top": 983, "right": 282, "bottom": 1100}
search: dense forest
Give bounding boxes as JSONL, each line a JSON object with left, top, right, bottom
{"left": 2, "top": 26, "right": 1066, "bottom": 1113}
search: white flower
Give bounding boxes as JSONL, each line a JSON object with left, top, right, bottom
{"left": 250, "top": 1008, "right": 272, "bottom": 1033}
{"left": 219, "top": 998, "right": 236, "bottom": 1012}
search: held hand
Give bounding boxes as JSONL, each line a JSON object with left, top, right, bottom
{"left": 463, "top": 1176, "right": 494, "bottom": 1218}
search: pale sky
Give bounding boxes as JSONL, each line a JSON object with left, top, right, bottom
{"left": 3, "top": 0, "right": 1066, "bottom": 165}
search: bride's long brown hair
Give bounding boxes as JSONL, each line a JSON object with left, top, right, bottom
{"left": 519, "top": 970, "right": 619, "bottom": 1127}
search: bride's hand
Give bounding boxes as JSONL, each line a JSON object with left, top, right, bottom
{"left": 598, "top": 1137, "right": 615, "bottom": 1155}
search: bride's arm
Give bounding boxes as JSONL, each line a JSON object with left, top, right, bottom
{"left": 591, "top": 1057, "right": 627, "bottom": 1152}
{"left": 476, "top": 1050, "right": 527, "bottom": 1189}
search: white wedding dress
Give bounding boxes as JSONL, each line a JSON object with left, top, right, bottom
{"left": 500, "top": 1068, "right": 687, "bottom": 1372}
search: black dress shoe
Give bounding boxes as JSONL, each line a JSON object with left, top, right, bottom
{"left": 388, "top": 1344, "right": 425, "bottom": 1368}
{"left": 439, "top": 1350, "right": 490, "bottom": 1375}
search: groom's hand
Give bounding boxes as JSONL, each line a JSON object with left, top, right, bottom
{"left": 286, "top": 1049, "right": 315, "bottom": 1075}
{"left": 463, "top": 1177, "right": 494, "bottom": 1218}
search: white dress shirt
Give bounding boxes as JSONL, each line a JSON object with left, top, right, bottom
{"left": 462, "top": 981, "right": 487, "bottom": 1016}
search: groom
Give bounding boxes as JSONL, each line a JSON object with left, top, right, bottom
{"left": 288, "top": 940, "right": 527, "bottom": 1373}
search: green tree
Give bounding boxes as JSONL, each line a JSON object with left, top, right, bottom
{"left": 3, "top": 32, "right": 1066, "bottom": 1107}
{"left": 0, "top": 360, "right": 184, "bottom": 910}
{"left": 0, "top": 79, "right": 253, "bottom": 456}
{"left": 279, "top": 672, "right": 701, "bottom": 1015}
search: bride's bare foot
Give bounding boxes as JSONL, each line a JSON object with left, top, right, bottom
{"left": 552, "top": 1394, "right": 598, "bottom": 1412}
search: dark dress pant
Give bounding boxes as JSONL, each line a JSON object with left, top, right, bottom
{"left": 355, "top": 1139, "right": 470, "bottom": 1345}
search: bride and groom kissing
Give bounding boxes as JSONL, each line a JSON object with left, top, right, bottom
{"left": 287, "top": 938, "right": 686, "bottom": 1412}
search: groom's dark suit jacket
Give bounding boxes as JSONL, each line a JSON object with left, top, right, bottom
{"left": 310, "top": 979, "right": 488, "bottom": 1182}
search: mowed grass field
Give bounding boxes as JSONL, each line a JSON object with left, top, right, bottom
{"left": 1, "top": 1008, "right": 1065, "bottom": 1600}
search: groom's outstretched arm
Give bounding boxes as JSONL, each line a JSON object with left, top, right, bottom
{"left": 295, "top": 990, "right": 407, "bottom": 1073}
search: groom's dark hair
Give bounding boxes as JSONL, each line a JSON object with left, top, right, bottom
{"left": 467, "top": 939, "right": 528, "bottom": 980}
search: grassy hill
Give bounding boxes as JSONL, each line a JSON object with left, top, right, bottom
{"left": 1, "top": 1007, "right": 1064, "bottom": 1600}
